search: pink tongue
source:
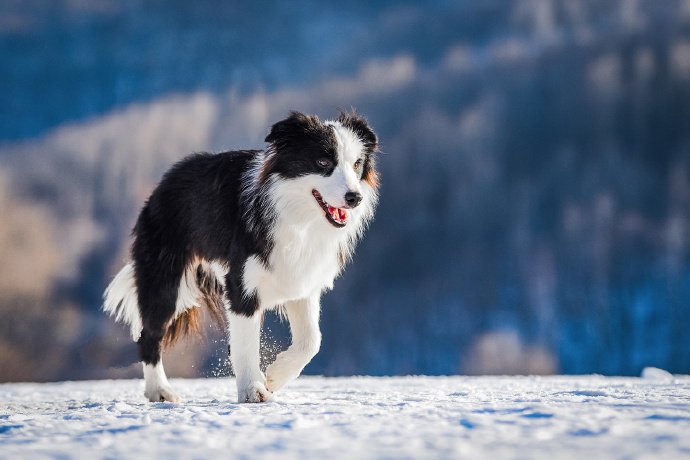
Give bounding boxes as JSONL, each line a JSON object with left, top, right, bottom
{"left": 328, "top": 206, "right": 347, "bottom": 223}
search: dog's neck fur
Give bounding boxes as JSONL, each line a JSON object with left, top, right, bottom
{"left": 240, "top": 152, "right": 279, "bottom": 265}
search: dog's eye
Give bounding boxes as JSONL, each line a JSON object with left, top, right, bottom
{"left": 353, "top": 159, "right": 363, "bottom": 171}
{"left": 317, "top": 158, "right": 333, "bottom": 169}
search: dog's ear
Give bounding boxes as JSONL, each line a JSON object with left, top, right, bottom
{"left": 265, "top": 111, "right": 322, "bottom": 145}
{"left": 337, "top": 111, "right": 378, "bottom": 154}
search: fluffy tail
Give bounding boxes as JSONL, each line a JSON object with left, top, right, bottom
{"left": 103, "top": 263, "right": 142, "bottom": 340}
{"left": 102, "top": 262, "right": 226, "bottom": 345}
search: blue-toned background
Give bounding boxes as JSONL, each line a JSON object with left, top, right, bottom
{"left": 1, "top": 0, "right": 689, "bottom": 381}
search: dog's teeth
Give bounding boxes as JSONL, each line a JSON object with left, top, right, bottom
{"left": 318, "top": 195, "right": 347, "bottom": 226}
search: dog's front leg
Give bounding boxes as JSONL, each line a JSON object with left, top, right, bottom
{"left": 227, "top": 310, "right": 273, "bottom": 403}
{"left": 265, "top": 295, "right": 321, "bottom": 393}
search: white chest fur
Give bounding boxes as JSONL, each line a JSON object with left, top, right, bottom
{"left": 243, "top": 219, "right": 344, "bottom": 309}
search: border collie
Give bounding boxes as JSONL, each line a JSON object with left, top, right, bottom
{"left": 103, "top": 111, "right": 379, "bottom": 403}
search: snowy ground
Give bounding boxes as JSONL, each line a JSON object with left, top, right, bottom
{"left": 1, "top": 374, "right": 690, "bottom": 459}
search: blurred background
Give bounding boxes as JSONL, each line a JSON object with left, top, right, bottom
{"left": 1, "top": 0, "right": 690, "bottom": 382}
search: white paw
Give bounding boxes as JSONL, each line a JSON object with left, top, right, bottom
{"left": 238, "top": 381, "right": 273, "bottom": 403}
{"left": 145, "top": 386, "right": 181, "bottom": 403}
{"left": 265, "top": 368, "right": 286, "bottom": 393}
{"left": 265, "top": 374, "right": 278, "bottom": 393}
{"left": 265, "top": 353, "right": 306, "bottom": 393}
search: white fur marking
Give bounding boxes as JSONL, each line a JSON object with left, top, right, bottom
{"left": 227, "top": 309, "right": 273, "bottom": 403}
{"left": 143, "top": 362, "right": 180, "bottom": 402}
{"left": 176, "top": 259, "right": 228, "bottom": 316}
{"left": 242, "top": 255, "right": 265, "bottom": 300}
{"left": 175, "top": 264, "right": 202, "bottom": 315}
{"left": 103, "top": 263, "right": 142, "bottom": 340}
{"left": 319, "top": 121, "right": 366, "bottom": 207}
{"left": 208, "top": 261, "right": 228, "bottom": 287}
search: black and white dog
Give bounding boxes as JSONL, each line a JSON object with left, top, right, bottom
{"left": 103, "top": 111, "right": 379, "bottom": 403}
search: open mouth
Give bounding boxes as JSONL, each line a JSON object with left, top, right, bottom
{"left": 312, "top": 190, "right": 347, "bottom": 228}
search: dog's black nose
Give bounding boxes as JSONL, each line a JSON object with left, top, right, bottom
{"left": 344, "top": 191, "right": 363, "bottom": 208}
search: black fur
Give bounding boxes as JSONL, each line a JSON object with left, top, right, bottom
{"left": 132, "top": 150, "right": 263, "bottom": 364}
{"left": 263, "top": 111, "right": 339, "bottom": 180}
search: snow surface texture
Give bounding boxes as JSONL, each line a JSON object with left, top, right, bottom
{"left": 2, "top": 374, "right": 690, "bottom": 459}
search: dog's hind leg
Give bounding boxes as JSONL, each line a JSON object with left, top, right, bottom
{"left": 103, "top": 260, "right": 182, "bottom": 402}
{"left": 139, "top": 337, "right": 180, "bottom": 403}
{"left": 265, "top": 295, "right": 321, "bottom": 393}
{"left": 142, "top": 359, "right": 179, "bottom": 403}
{"left": 135, "top": 261, "right": 184, "bottom": 403}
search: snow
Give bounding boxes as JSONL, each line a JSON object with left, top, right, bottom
{"left": 2, "top": 375, "right": 690, "bottom": 459}
{"left": 641, "top": 366, "right": 675, "bottom": 381}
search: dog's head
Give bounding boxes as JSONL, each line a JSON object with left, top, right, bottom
{"left": 262, "top": 111, "right": 379, "bottom": 229}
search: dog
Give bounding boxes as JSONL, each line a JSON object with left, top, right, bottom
{"left": 103, "top": 111, "right": 379, "bottom": 403}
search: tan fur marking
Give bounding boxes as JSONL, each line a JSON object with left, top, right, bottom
{"left": 163, "top": 307, "right": 202, "bottom": 348}
{"left": 162, "top": 259, "right": 227, "bottom": 348}
{"left": 363, "top": 167, "right": 380, "bottom": 188}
